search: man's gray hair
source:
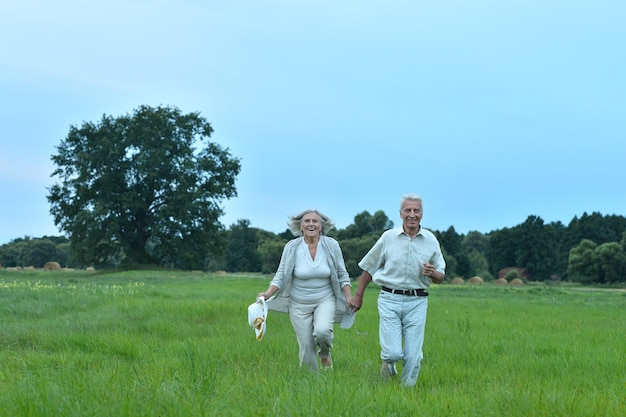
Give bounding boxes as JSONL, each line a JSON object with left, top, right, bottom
{"left": 288, "top": 209, "right": 335, "bottom": 236}
{"left": 400, "top": 193, "right": 423, "bottom": 209}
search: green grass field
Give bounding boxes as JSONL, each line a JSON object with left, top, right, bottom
{"left": 1, "top": 269, "right": 624, "bottom": 416}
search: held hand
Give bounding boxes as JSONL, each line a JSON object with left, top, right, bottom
{"left": 423, "top": 262, "right": 434, "bottom": 277}
{"left": 348, "top": 294, "right": 363, "bottom": 312}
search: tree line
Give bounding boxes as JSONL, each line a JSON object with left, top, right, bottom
{"left": 1, "top": 105, "right": 624, "bottom": 284}
{"left": 2, "top": 210, "right": 625, "bottom": 284}
{"left": 218, "top": 210, "right": 626, "bottom": 284}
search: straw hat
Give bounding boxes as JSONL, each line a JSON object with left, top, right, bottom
{"left": 247, "top": 297, "right": 268, "bottom": 341}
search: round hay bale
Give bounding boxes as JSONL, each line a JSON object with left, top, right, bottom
{"left": 495, "top": 278, "right": 508, "bottom": 286}
{"left": 43, "top": 262, "right": 61, "bottom": 271}
{"left": 86, "top": 267, "right": 96, "bottom": 272}
{"left": 450, "top": 277, "right": 465, "bottom": 285}
{"left": 467, "top": 276, "right": 484, "bottom": 285}
{"left": 510, "top": 278, "right": 524, "bottom": 286}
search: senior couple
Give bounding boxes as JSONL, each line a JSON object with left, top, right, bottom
{"left": 256, "top": 193, "right": 446, "bottom": 387}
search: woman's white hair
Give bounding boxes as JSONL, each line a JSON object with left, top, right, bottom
{"left": 288, "top": 209, "right": 335, "bottom": 236}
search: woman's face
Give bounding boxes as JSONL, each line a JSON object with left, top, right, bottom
{"left": 301, "top": 212, "right": 322, "bottom": 238}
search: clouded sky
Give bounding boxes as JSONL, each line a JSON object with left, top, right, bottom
{"left": 1, "top": 0, "right": 625, "bottom": 245}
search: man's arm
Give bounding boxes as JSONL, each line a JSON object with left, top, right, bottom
{"left": 429, "top": 270, "right": 445, "bottom": 284}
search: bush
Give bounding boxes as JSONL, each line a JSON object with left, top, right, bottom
{"left": 503, "top": 269, "right": 523, "bottom": 282}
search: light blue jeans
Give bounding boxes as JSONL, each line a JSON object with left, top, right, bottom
{"left": 377, "top": 290, "right": 428, "bottom": 386}
{"left": 289, "top": 295, "right": 336, "bottom": 371}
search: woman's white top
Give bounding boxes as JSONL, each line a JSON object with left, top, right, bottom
{"left": 289, "top": 240, "right": 333, "bottom": 303}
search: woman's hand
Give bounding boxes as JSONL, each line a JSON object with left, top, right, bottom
{"left": 258, "top": 285, "right": 278, "bottom": 301}
{"left": 347, "top": 294, "right": 363, "bottom": 312}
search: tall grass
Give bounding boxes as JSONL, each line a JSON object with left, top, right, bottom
{"left": 0, "top": 270, "right": 624, "bottom": 416}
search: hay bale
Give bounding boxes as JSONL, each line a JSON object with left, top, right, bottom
{"left": 86, "top": 267, "right": 96, "bottom": 272}
{"left": 43, "top": 262, "right": 61, "bottom": 271}
{"left": 510, "top": 278, "right": 524, "bottom": 286}
{"left": 495, "top": 278, "right": 508, "bottom": 286}
{"left": 450, "top": 277, "right": 465, "bottom": 285}
{"left": 467, "top": 276, "right": 484, "bottom": 285}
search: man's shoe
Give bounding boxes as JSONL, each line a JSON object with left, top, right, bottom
{"left": 380, "top": 361, "right": 397, "bottom": 380}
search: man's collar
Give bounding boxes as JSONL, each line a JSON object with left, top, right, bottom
{"left": 399, "top": 225, "right": 422, "bottom": 237}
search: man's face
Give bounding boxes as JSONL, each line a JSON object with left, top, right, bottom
{"left": 400, "top": 200, "right": 423, "bottom": 229}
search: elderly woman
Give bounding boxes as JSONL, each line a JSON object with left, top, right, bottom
{"left": 257, "top": 209, "right": 353, "bottom": 371}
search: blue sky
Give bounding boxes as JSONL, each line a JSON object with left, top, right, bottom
{"left": 1, "top": 0, "right": 625, "bottom": 245}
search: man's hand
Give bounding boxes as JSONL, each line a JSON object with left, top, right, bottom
{"left": 424, "top": 262, "right": 444, "bottom": 284}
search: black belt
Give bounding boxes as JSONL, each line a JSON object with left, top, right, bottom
{"left": 381, "top": 286, "right": 428, "bottom": 297}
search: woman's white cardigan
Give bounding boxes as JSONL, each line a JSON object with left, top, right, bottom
{"left": 266, "top": 235, "right": 354, "bottom": 328}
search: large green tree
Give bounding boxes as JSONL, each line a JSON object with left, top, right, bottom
{"left": 334, "top": 210, "right": 393, "bottom": 240}
{"left": 594, "top": 242, "right": 624, "bottom": 283}
{"left": 514, "top": 215, "right": 560, "bottom": 280}
{"left": 47, "top": 105, "right": 241, "bottom": 269}
{"left": 438, "top": 226, "right": 463, "bottom": 258}
{"left": 487, "top": 216, "right": 563, "bottom": 280}
{"left": 563, "top": 212, "right": 626, "bottom": 251}
{"left": 225, "top": 220, "right": 262, "bottom": 273}
{"left": 257, "top": 237, "right": 287, "bottom": 274}
{"left": 567, "top": 239, "right": 598, "bottom": 283}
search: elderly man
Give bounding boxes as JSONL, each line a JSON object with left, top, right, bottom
{"left": 349, "top": 193, "right": 445, "bottom": 387}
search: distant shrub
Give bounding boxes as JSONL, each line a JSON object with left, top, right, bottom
{"left": 467, "top": 276, "right": 484, "bottom": 285}
{"left": 503, "top": 269, "right": 523, "bottom": 282}
{"left": 476, "top": 270, "right": 495, "bottom": 282}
